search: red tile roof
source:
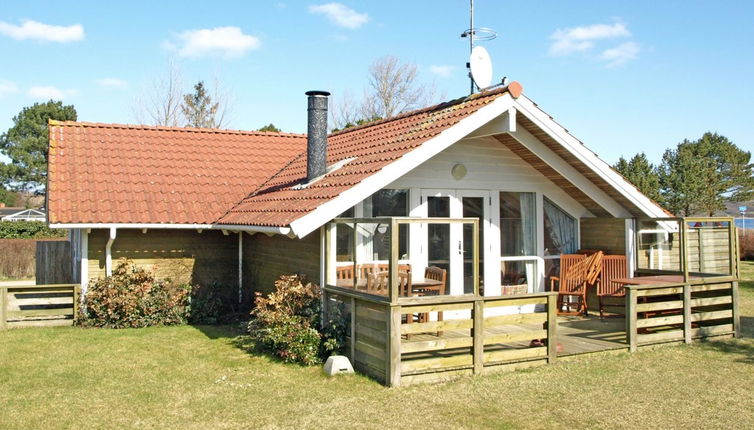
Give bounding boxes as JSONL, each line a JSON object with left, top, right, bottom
{"left": 48, "top": 86, "right": 516, "bottom": 227}
{"left": 47, "top": 122, "right": 306, "bottom": 224}
{"left": 217, "top": 86, "right": 513, "bottom": 227}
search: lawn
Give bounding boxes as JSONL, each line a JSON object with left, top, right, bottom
{"left": 1, "top": 264, "right": 754, "bottom": 429}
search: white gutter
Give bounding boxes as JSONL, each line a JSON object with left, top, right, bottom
{"left": 105, "top": 227, "right": 117, "bottom": 276}
{"left": 49, "top": 223, "right": 291, "bottom": 236}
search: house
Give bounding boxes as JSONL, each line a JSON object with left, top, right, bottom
{"left": 1, "top": 208, "right": 46, "bottom": 222}
{"left": 47, "top": 83, "right": 740, "bottom": 385}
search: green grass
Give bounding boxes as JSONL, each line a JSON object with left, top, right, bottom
{"left": 2, "top": 264, "right": 754, "bottom": 429}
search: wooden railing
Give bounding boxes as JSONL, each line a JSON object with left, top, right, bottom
{"left": 324, "top": 288, "right": 558, "bottom": 386}
{"left": 0, "top": 284, "right": 80, "bottom": 329}
{"left": 625, "top": 279, "right": 738, "bottom": 351}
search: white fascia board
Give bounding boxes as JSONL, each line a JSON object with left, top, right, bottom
{"left": 288, "top": 94, "right": 516, "bottom": 238}
{"left": 509, "top": 126, "right": 630, "bottom": 217}
{"left": 49, "top": 223, "right": 290, "bottom": 235}
{"left": 466, "top": 107, "right": 516, "bottom": 138}
{"left": 513, "top": 96, "right": 668, "bottom": 218}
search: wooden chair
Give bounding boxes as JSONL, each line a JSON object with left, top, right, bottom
{"left": 414, "top": 266, "right": 447, "bottom": 335}
{"left": 366, "top": 269, "right": 412, "bottom": 296}
{"left": 550, "top": 254, "right": 594, "bottom": 316}
{"left": 336, "top": 265, "right": 355, "bottom": 288}
{"left": 596, "top": 255, "right": 627, "bottom": 318}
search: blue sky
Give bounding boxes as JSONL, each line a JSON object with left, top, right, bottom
{"left": 0, "top": 0, "right": 752, "bottom": 165}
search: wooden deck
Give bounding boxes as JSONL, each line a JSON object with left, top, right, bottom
{"left": 401, "top": 314, "right": 627, "bottom": 364}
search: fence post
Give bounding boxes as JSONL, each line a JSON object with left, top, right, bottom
{"left": 0, "top": 287, "right": 6, "bottom": 330}
{"left": 732, "top": 281, "right": 740, "bottom": 338}
{"left": 473, "top": 299, "right": 484, "bottom": 374}
{"left": 388, "top": 305, "right": 401, "bottom": 387}
{"left": 547, "top": 293, "right": 557, "bottom": 363}
{"left": 683, "top": 284, "right": 692, "bottom": 344}
{"left": 626, "top": 287, "right": 637, "bottom": 352}
{"left": 73, "top": 284, "right": 80, "bottom": 322}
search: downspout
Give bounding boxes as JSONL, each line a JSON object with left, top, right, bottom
{"left": 105, "top": 227, "right": 117, "bottom": 276}
{"left": 238, "top": 232, "right": 243, "bottom": 304}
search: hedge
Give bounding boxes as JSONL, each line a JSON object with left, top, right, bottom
{"left": 0, "top": 221, "right": 67, "bottom": 239}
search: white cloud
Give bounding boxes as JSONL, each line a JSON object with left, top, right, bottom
{"left": 96, "top": 78, "right": 128, "bottom": 89}
{"left": 601, "top": 42, "right": 640, "bottom": 67}
{"left": 0, "top": 19, "right": 84, "bottom": 43}
{"left": 429, "top": 65, "right": 454, "bottom": 78}
{"left": 309, "top": 3, "right": 369, "bottom": 29}
{"left": 549, "top": 22, "right": 630, "bottom": 56}
{"left": 0, "top": 80, "right": 19, "bottom": 98}
{"left": 28, "top": 86, "right": 77, "bottom": 100}
{"left": 167, "top": 26, "right": 261, "bottom": 58}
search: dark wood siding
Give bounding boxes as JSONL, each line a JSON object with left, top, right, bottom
{"left": 580, "top": 218, "right": 627, "bottom": 255}
{"left": 243, "top": 231, "right": 320, "bottom": 295}
{"left": 87, "top": 229, "right": 238, "bottom": 287}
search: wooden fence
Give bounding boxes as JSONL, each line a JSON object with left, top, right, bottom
{"left": 325, "top": 290, "right": 558, "bottom": 386}
{"left": 625, "top": 279, "right": 738, "bottom": 350}
{"left": 0, "top": 284, "right": 79, "bottom": 329}
{"left": 35, "top": 240, "right": 72, "bottom": 284}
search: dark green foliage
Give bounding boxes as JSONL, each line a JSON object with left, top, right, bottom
{"left": 182, "top": 81, "right": 221, "bottom": 128}
{"left": 0, "top": 100, "right": 77, "bottom": 194}
{"left": 189, "top": 282, "right": 246, "bottom": 324}
{"left": 257, "top": 123, "right": 281, "bottom": 132}
{"left": 613, "top": 153, "right": 661, "bottom": 202}
{"left": 247, "top": 274, "right": 346, "bottom": 365}
{"left": 658, "top": 132, "right": 754, "bottom": 216}
{"left": 78, "top": 260, "right": 190, "bottom": 328}
{"left": 0, "top": 221, "right": 67, "bottom": 239}
{"left": 0, "top": 186, "right": 18, "bottom": 206}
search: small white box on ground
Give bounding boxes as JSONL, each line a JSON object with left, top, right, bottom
{"left": 324, "top": 355, "right": 354, "bottom": 376}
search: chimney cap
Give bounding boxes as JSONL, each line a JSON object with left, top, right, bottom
{"left": 305, "top": 90, "right": 331, "bottom": 97}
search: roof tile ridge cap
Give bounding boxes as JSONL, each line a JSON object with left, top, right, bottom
{"left": 49, "top": 121, "right": 307, "bottom": 137}
{"left": 328, "top": 84, "right": 513, "bottom": 138}
{"left": 213, "top": 151, "right": 307, "bottom": 223}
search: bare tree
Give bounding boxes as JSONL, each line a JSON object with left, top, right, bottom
{"left": 132, "top": 59, "right": 184, "bottom": 126}
{"left": 360, "top": 55, "right": 437, "bottom": 119}
{"left": 329, "top": 89, "right": 361, "bottom": 131}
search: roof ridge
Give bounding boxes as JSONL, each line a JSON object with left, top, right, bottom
{"left": 48, "top": 120, "right": 307, "bottom": 138}
{"left": 328, "top": 83, "right": 513, "bottom": 137}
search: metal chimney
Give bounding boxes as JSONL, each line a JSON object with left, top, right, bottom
{"left": 305, "top": 90, "right": 330, "bottom": 182}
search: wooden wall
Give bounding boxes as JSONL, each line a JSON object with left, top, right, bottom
{"left": 580, "top": 218, "right": 627, "bottom": 255}
{"left": 243, "top": 231, "right": 320, "bottom": 295}
{"left": 87, "top": 229, "right": 238, "bottom": 287}
{"left": 36, "top": 240, "right": 72, "bottom": 284}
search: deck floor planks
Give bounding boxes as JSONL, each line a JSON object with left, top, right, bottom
{"left": 400, "top": 315, "right": 627, "bottom": 368}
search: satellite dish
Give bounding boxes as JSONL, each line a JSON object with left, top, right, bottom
{"left": 469, "top": 45, "right": 493, "bottom": 89}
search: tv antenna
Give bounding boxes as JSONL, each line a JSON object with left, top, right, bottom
{"left": 460, "top": 0, "right": 497, "bottom": 94}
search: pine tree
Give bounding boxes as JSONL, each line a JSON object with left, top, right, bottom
{"left": 258, "top": 123, "right": 281, "bottom": 132}
{"left": 181, "top": 81, "right": 221, "bottom": 129}
{"left": 613, "top": 153, "right": 661, "bottom": 202}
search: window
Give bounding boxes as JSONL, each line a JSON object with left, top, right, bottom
{"left": 499, "top": 192, "right": 539, "bottom": 294}
{"left": 543, "top": 197, "right": 577, "bottom": 279}
{"left": 363, "top": 189, "right": 409, "bottom": 260}
{"left": 335, "top": 207, "right": 354, "bottom": 262}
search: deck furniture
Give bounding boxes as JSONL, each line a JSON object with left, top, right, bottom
{"left": 596, "top": 255, "right": 627, "bottom": 318}
{"left": 415, "top": 266, "right": 447, "bottom": 335}
{"left": 550, "top": 252, "right": 603, "bottom": 316}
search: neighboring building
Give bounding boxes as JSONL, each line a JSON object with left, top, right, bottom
{"left": 1, "top": 208, "right": 46, "bottom": 222}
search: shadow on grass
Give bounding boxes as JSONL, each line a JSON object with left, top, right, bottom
{"left": 741, "top": 316, "right": 754, "bottom": 339}
{"left": 191, "top": 324, "right": 245, "bottom": 340}
{"left": 699, "top": 338, "right": 754, "bottom": 364}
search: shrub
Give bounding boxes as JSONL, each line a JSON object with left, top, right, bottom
{"left": 189, "top": 282, "right": 246, "bottom": 324}
{"left": 0, "top": 221, "right": 67, "bottom": 239}
{"left": 741, "top": 229, "right": 754, "bottom": 261}
{"left": 78, "top": 259, "right": 190, "bottom": 328}
{"left": 247, "top": 275, "right": 346, "bottom": 365}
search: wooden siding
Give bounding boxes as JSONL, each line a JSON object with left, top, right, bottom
{"left": 580, "top": 218, "right": 626, "bottom": 255}
{"left": 387, "top": 134, "right": 595, "bottom": 219}
{"left": 36, "top": 240, "right": 72, "bottom": 284}
{"left": 637, "top": 227, "right": 731, "bottom": 275}
{"left": 87, "top": 229, "right": 238, "bottom": 287}
{"left": 243, "top": 231, "right": 320, "bottom": 295}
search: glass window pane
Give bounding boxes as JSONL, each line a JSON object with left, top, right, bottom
{"left": 637, "top": 219, "right": 681, "bottom": 272}
{"left": 543, "top": 198, "right": 577, "bottom": 255}
{"left": 500, "top": 192, "right": 536, "bottom": 256}
{"left": 685, "top": 220, "right": 731, "bottom": 275}
{"left": 365, "top": 189, "right": 409, "bottom": 259}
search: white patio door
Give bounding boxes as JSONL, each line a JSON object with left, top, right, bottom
{"left": 419, "top": 189, "right": 492, "bottom": 296}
